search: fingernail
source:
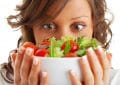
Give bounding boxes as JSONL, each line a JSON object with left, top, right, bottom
{"left": 87, "top": 47, "right": 94, "bottom": 53}
{"left": 69, "top": 70, "right": 75, "bottom": 76}
{"left": 33, "top": 57, "right": 38, "bottom": 65}
{"left": 97, "top": 46, "right": 103, "bottom": 53}
{"left": 26, "top": 48, "right": 33, "bottom": 56}
{"left": 10, "top": 52, "right": 14, "bottom": 57}
{"left": 80, "top": 55, "right": 87, "bottom": 63}
{"left": 87, "top": 47, "right": 95, "bottom": 57}
{"left": 106, "top": 52, "right": 112, "bottom": 61}
{"left": 18, "top": 46, "right": 25, "bottom": 54}
{"left": 108, "top": 52, "right": 112, "bottom": 57}
{"left": 10, "top": 52, "right": 14, "bottom": 60}
{"left": 106, "top": 50, "right": 112, "bottom": 56}
{"left": 97, "top": 46, "right": 106, "bottom": 58}
{"left": 42, "top": 72, "right": 47, "bottom": 77}
{"left": 11, "top": 53, "right": 16, "bottom": 62}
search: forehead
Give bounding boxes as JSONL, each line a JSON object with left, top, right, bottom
{"left": 54, "top": 0, "right": 91, "bottom": 21}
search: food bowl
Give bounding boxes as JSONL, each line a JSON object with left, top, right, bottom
{"left": 37, "top": 57, "right": 82, "bottom": 85}
{"left": 22, "top": 36, "right": 100, "bottom": 85}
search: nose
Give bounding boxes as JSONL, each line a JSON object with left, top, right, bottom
{"left": 55, "top": 27, "right": 75, "bottom": 39}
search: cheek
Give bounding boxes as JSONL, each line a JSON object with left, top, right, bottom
{"left": 87, "top": 26, "right": 93, "bottom": 38}
{"left": 85, "top": 28, "right": 93, "bottom": 38}
{"left": 32, "top": 28, "right": 46, "bottom": 43}
{"left": 78, "top": 20, "right": 93, "bottom": 38}
{"left": 32, "top": 27, "right": 54, "bottom": 43}
{"left": 79, "top": 28, "right": 93, "bottom": 38}
{"left": 86, "top": 21, "right": 93, "bottom": 38}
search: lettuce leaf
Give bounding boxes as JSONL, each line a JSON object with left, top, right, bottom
{"left": 64, "top": 40, "right": 71, "bottom": 55}
{"left": 48, "top": 36, "right": 99, "bottom": 57}
{"left": 49, "top": 37, "right": 63, "bottom": 57}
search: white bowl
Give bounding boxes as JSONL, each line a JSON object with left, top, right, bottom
{"left": 37, "top": 57, "right": 82, "bottom": 85}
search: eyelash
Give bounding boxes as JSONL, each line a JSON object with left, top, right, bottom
{"left": 41, "top": 22, "right": 86, "bottom": 32}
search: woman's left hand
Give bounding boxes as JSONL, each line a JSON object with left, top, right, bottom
{"left": 69, "top": 46, "right": 112, "bottom": 85}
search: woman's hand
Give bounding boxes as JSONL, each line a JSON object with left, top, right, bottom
{"left": 11, "top": 46, "right": 48, "bottom": 85}
{"left": 69, "top": 46, "right": 112, "bottom": 85}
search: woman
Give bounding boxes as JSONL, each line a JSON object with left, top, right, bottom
{"left": 0, "top": 0, "right": 120, "bottom": 85}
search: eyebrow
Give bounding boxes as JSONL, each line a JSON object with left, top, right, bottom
{"left": 71, "top": 16, "right": 89, "bottom": 20}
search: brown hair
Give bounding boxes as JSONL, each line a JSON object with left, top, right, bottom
{"left": 1, "top": 0, "right": 112, "bottom": 83}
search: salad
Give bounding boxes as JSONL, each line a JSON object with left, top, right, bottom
{"left": 23, "top": 36, "right": 100, "bottom": 58}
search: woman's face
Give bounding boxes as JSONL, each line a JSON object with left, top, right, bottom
{"left": 32, "top": 0, "right": 93, "bottom": 43}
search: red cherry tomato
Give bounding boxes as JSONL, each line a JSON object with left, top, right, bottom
{"left": 35, "top": 49, "right": 48, "bottom": 57}
{"left": 41, "top": 39, "right": 50, "bottom": 46}
{"left": 61, "top": 40, "right": 79, "bottom": 52}
{"left": 70, "top": 40, "right": 79, "bottom": 52}
{"left": 61, "top": 42, "right": 66, "bottom": 50}
{"left": 23, "top": 42, "right": 38, "bottom": 54}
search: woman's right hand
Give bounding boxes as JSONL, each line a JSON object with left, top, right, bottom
{"left": 68, "top": 47, "right": 112, "bottom": 85}
{"left": 11, "top": 46, "right": 48, "bottom": 85}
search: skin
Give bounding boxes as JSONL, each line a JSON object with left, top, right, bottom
{"left": 33, "top": 0, "right": 93, "bottom": 42}
{"left": 11, "top": 0, "right": 111, "bottom": 85}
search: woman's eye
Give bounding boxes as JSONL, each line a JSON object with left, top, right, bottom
{"left": 42, "top": 22, "right": 56, "bottom": 31}
{"left": 73, "top": 23, "right": 86, "bottom": 31}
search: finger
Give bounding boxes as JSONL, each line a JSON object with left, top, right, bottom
{"left": 95, "top": 46, "right": 111, "bottom": 85}
{"left": 10, "top": 52, "right": 16, "bottom": 63}
{"left": 106, "top": 52, "right": 112, "bottom": 64}
{"left": 40, "top": 72, "right": 49, "bottom": 85}
{"left": 14, "top": 46, "right": 25, "bottom": 84}
{"left": 79, "top": 56, "right": 94, "bottom": 85}
{"left": 29, "top": 57, "right": 41, "bottom": 85}
{"left": 10, "top": 52, "right": 17, "bottom": 69}
{"left": 87, "top": 47, "right": 103, "bottom": 80}
{"left": 20, "top": 47, "right": 34, "bottom": 85}
{"left": 69, "top": 70, "right": 82, "bottom": 85}
{"left": 95, "top": 46, "right": 110, "bottom": 70}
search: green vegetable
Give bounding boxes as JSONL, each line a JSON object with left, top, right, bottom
{"left": 54, "top": 47, "right": 64, "bottom": 57}
{"left": 76, "top": 37, "right": 99, "bottom": 56}
{"left": 61, "top": 36, "right": 75, "bottom": 42}
{"left": 49, "top": 37, "right": 64, "bottom": 57}
{"left": 77, "top": 37, "right": 99, "bottom": 49}
{"left": 47, "top": 36, "right": 99, "bottom": 57}
{"left": 90, "top": 38, "right": 100, "bottom": 49}
{"left": 77, "top": 49, "right": 86, "bottom": 57}
{"left": 64, "top": 40, "right": 71, "bottom": 55}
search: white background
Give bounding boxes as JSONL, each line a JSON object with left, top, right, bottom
{"left": 0, "top": 0, "right": 120, "bottom": 69}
